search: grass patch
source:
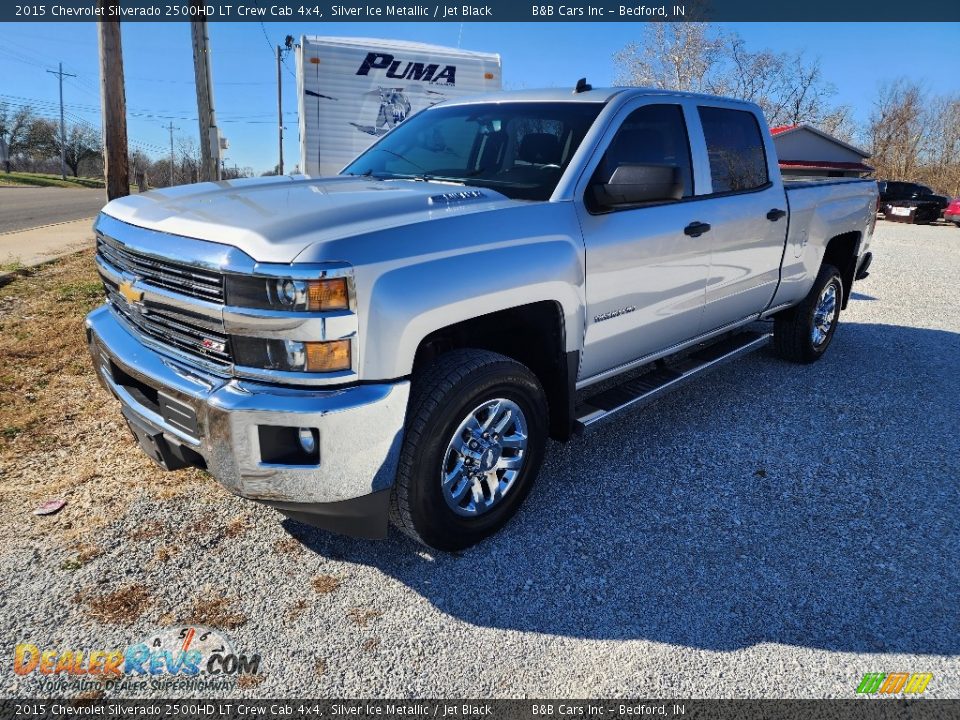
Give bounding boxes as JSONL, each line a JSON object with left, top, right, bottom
{"left": 0, "top": 172, "right": 105, "bottom": 189}
{"left": 236, "top": 674, "right": 264, "bottom": 689}
{"left": 346, "top": 608, "right": 382, "bottom": 627}
{"left": 287, "top": 598, "right": 309, "bottom": 620}
{"left": 185, "top": 595, "right": 247, "bottom": 630}
{"left": 273, "top": 537, "right": 302, "bottom": 554}
{"left": 56, "top": 281, "right": 103, "bottom": 303}
{"left": 127, "top": 520, "right": 166, "bottom": 541}
{"left": 0, "top": 251, "right": 105, "bottom": 454}
{"left": 0, "top": 248, "right": 213, "bottom": 549}
{"left": 80, "top": 584, "right": 153, "bottom": 624}
{"left": 312, "top": 575, "right": 341, "bottom": 594}
{"left": 224, "top": 514, "right": 251, "bottom": 538}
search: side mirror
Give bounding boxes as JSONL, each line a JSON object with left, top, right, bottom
{"left": 592, "top": 163, "right": 683, "bottom": 209}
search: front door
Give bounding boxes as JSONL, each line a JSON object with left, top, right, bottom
{"left": 575, "top": 101, "right": 711, "bottom": 380}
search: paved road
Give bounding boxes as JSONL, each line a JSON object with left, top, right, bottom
{"left": 0, "top": 186, "right": 105, "bottom": 233}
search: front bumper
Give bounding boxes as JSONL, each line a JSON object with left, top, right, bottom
{"left": 945, "top": 212, "right": 960, "bottom": 224}
{"left": 86, "top": 305, "right": 409, "bottom": 538}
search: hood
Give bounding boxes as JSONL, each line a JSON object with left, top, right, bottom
{"left": 101, "top": 175, "right": 519, "bottom": 263}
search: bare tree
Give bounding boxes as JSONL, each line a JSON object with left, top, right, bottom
{"left": 614, "top": 25, "right": 847, "bottom": 139}
{"left": 24, "top": 118, "right": 60, "bottom": 165}
{"left": 918, "top": 94, "right": 960, "bottom": 196}
{"left": 867, "top": 80, "right": 960, "bottom": 194}
{"left": 868, "top": 79, "right": 927, "bottom": 181}
{"left": 21, "top": 119, "right": 102, "bottom": 177}
{"left": 614, "top": 23, "right": 724, "bottom": 93}
{"left": 61, "top": 125, "right": 102, "bottom": 177}
{"left": 0, "top": 104, "right": 37, "bottom": 169}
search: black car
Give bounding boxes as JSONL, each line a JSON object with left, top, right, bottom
{"left": 877, "top": 180, "right": 950, "bottom": 224}
{"left": 878, "top": 180, "right": 949, "bottom": 212}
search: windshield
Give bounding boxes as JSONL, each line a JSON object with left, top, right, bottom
{"left": 342, "top": 102, "right": 603, "bottom": 201}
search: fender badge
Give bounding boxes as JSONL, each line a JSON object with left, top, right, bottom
{"left": 118, "top": 280, "right": 143, "bottom": 304}
{"left": 594, "top": 306, "right": 637, "bottom": 323}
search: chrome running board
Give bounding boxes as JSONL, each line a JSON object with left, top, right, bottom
{"left": 574, "top": 331, "right": 772, "bottom": 432}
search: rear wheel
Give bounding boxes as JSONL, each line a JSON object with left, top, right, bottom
{"left": 390, "top": 349, "right": 547, "bottom": 550}
{"left": 773, "top": 263, "right": 843, "bottom": 364}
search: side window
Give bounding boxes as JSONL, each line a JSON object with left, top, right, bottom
{"left": 592, "top": 104, "right": 694, "bottom": 205}
{"left": 698, "top": 106, "right": 769, "bottom": 193}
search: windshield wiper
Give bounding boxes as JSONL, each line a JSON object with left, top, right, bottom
{"left": 373, "top": 148, "right": 428, "bottom": 173}
{"left": 370, "top": 149, "right": 469, "bottom": 185}
{"left": 344, "top": 168, "right": 379, "bottom": 178}
{"left": 388, "top": 173, "right": 467, "bottom": 186}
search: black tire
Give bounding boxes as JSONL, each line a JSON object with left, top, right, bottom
{"left": 390, "top": 349, "right": 547, "bottom": 551}
{"left": 773, "top": 263, "right": 843, "bottom": 364}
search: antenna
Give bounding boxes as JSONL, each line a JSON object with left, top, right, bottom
{"left": 574, "top": 78, "right": 592, "bottom": 94}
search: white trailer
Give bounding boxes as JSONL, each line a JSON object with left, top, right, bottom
{"left": 296, "top": 36, "right": 502, "bottom": 177}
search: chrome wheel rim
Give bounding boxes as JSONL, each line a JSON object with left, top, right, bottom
{"left": 812, "top": 281, "right": 839, "bottom": 347}
{"left": 440, "top": 398, "right": 528, "bottom": 517}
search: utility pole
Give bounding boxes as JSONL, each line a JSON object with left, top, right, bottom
{"left": 276, "top": 35, "right": 293, "bottom": 176}
{"left": 97, "top": 2, "right": 130, "bottom": 200}
{"left": 190, "top": 11, "right": 221, "bottom": 182}
{"left": 276, "top": 44, "right": 283, "bottom": 176}
{"left": 164, "top": 121, "right": 179, "bottom": 186}
{"left": 47, "top": 62, "right": 76, "bottom": 180}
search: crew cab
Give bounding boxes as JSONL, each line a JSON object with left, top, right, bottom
{"left": 86, "top": 85, "right": 877, "bottom": 550}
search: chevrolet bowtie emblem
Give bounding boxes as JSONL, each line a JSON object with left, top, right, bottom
{"left": 118, "top": 280, "right": 143, "bottom": 304}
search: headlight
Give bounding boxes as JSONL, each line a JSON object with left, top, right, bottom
{"left": 233, "top": 337, "right": 352, "bottom": 373}
{"left": 226, "top": 276, "right": 350, "bottom": 312}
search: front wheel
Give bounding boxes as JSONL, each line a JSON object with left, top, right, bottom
{"left": 390, "top": 349, "right": 548, "bottom": 550}
{"left": 773, "top": 263, "right": 843, "bottom": 364}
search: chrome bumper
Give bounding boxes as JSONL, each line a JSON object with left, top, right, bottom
{"left": 86, "top": 305, "right": 409, "bottom": 535}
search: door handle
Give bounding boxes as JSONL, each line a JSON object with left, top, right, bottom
{"left": 684, "top": 221, "right": 711, "bottom": 237}
{"left": 766, "top": 208, "right": 787, "bottom": 221}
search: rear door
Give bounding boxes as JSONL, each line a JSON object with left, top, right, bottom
{"left": 692, "top": 104, "right": 790, "bottom": 331}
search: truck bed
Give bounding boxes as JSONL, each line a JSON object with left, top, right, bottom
{"left": 784, "top": 177, "right": 876, "bottom": 191}
{"left": 766, "top": 176, "right": 878, "bottom": 311}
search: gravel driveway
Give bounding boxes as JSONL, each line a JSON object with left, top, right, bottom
{"left": 1, "top": 220, "right": 958, "bottom": 699}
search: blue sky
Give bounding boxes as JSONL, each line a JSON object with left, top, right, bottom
{"left": 1, "top": 21, "right": 957, "bottom": 173}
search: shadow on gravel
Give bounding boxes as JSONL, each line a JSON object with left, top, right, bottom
{"left": 285, "top": 322, "right": 959, "bottom": 655}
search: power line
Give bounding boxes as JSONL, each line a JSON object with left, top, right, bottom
{"left": 0, "top": 93, "right": 287, "bottom": 125}
{"left": 259, "top": 21, "right": 297, "bottom": 81}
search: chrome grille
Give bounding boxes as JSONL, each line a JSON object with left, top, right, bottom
{"left": 104, "top": 284, "right": 232, "bottom": 366}
{"left": 97, "top": 234, "right": 224, "bottom": 304}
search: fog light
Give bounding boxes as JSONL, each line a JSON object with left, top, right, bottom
{"left": 298, "top": 428, "right": 317, "bottom": 454}
{"left": 304, "top": 339, "right": 351, "bottom": 372}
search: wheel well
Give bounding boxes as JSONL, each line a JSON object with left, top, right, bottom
{"left": 412, "top": 301, "right": 577, "bottom": 441}
{"left": 822, "top": 231, "right": 861, "bottom": 309}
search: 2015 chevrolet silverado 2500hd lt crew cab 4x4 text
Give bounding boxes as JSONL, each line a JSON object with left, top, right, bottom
{"left": 86, "top": 85, "right": 877, "bottom": 550}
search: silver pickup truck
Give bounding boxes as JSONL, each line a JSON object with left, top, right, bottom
{"left": 86, "top": 85, "right": 877, "bottom": 550}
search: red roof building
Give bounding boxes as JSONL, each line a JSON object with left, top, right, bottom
{"left": 770, "top": 124, "right": 873, "bottom": 178}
